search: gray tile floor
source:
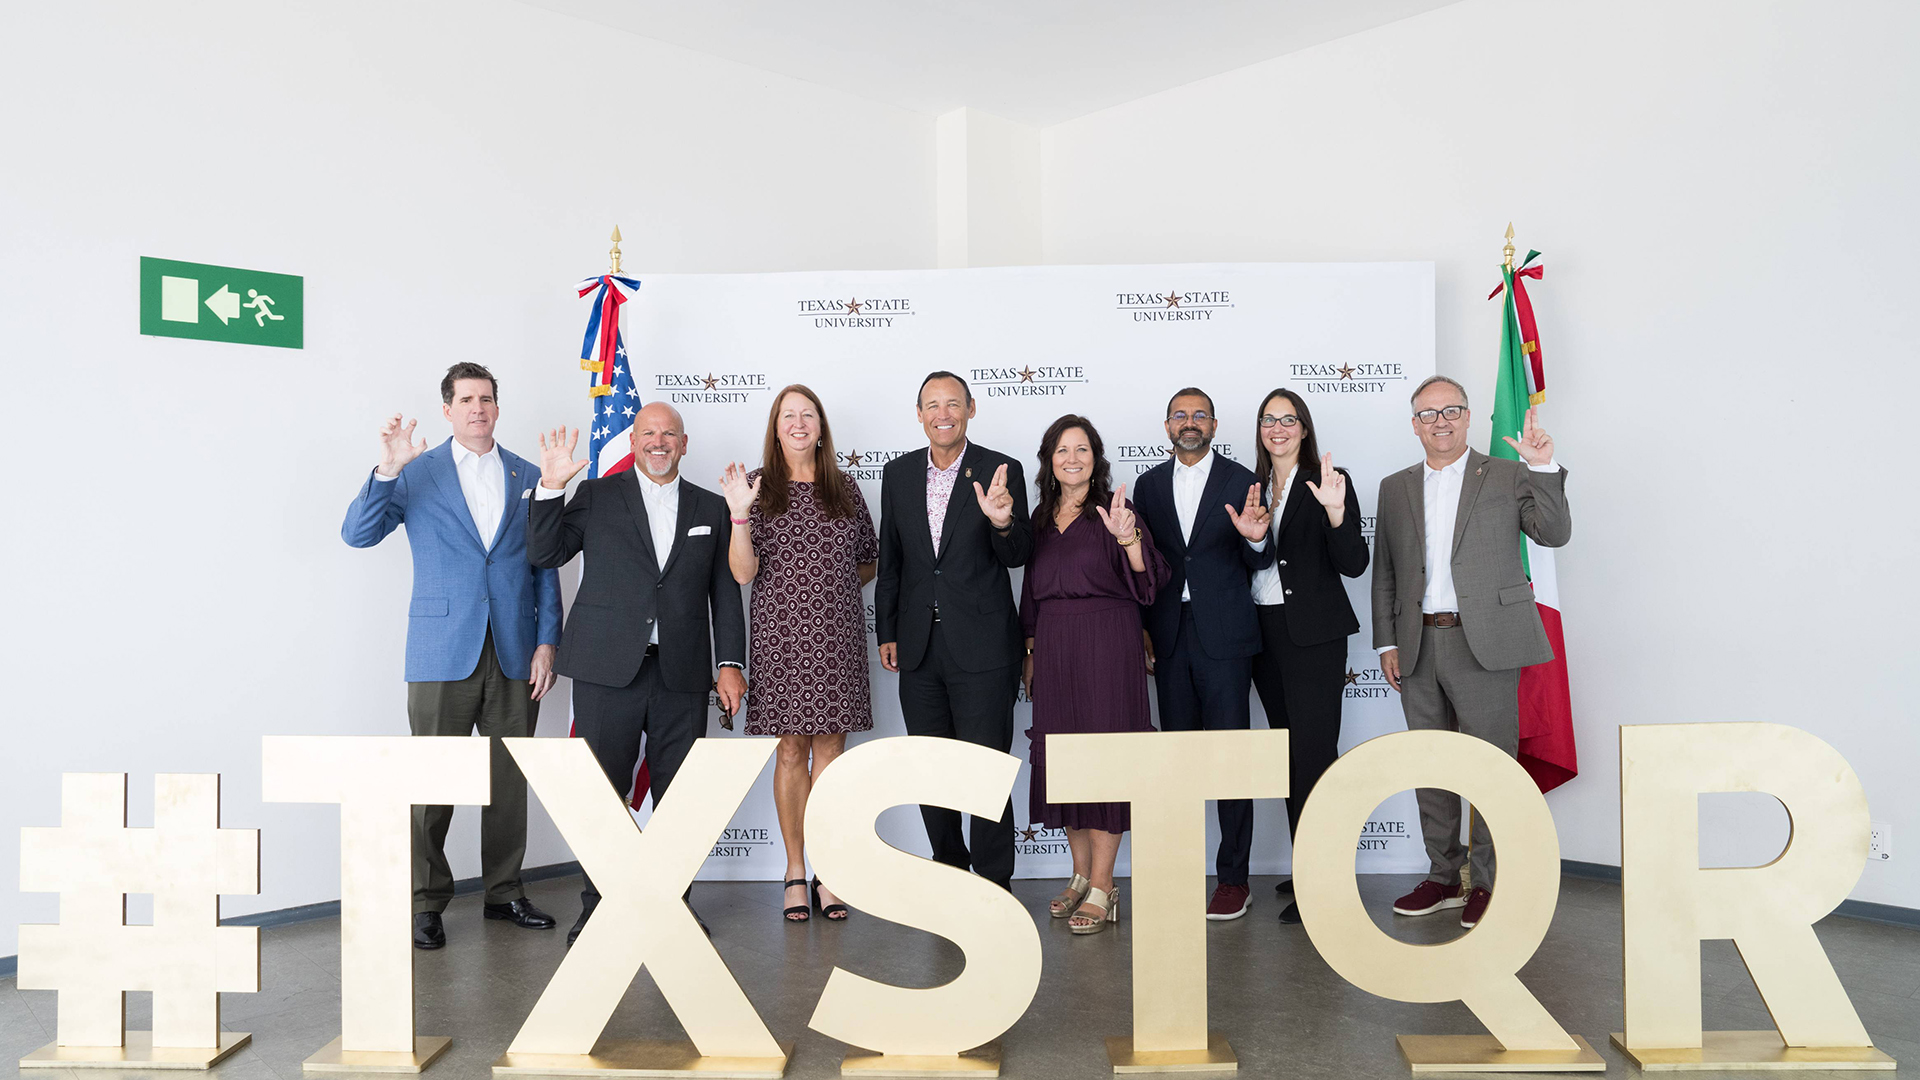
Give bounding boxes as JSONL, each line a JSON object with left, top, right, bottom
{"left": 4, "top": 873, "right": 1916, "bottom": 1079}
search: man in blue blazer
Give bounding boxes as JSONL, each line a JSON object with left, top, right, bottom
{"left": 342, "top": 362, "right": 562, "bottom": 949}
{"left": 1133, "top": 387, "right": 1275, "bottom": 922}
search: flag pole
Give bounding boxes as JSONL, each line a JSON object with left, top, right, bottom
{"left": 1461, "top": 221, "right": 1518, "bottom": 900}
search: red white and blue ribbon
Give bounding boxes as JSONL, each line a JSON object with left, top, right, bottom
{"left": 575, "top": 274, "right": 642, "bottom": 478}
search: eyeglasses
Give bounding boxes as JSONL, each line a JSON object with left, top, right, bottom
{"left": 1168, "top": 410, "right": 1213, "bottom": 424}
{"left": 1259, "top": 414, "right": 1300, "bottom": 429}
{"left": 1413, "top": 405, "right": 1467, "bottom": 424}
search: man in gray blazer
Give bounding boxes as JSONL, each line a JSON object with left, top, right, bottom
{"left": 1372, "top": 375, "right": 1570, "bottom": 930}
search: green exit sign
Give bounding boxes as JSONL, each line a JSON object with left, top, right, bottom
{"left": 139, "top": 256, "right": 303, "bottom": 349}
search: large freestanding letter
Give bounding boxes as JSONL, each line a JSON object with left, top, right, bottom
{"left": 495, "top": 737, "right": 791, "bottom": 1077}
{"left": 1614, "top": 722, "right": 1895, "bottom": 1070}
{"left": 261, "top": 735, "right": 489, "bottom": 1073}
{"left": 805, "top": 736, "right": 1040, "bottom": 1076}
{"left": 1293, "top": 730, "right": 1601, "bottom": 1072}
{"left": 1047, "top": 729, "right": 1288, "bottom": 1073}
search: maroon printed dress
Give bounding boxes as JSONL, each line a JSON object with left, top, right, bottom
{"left": 1019, "top": 504, "right": 1170, "bottom": 832}
{"left": 744, "top": 469, "right": 880, "bottom": 736}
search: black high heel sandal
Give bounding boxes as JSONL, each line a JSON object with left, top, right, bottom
{"left": 812, "top": 877, "right": 849, "bottom": 921}
{"left": 782, "top": 879, "right": 811, "bottom": 922}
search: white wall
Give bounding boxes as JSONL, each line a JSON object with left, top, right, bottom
{"left": 1042, "top": 0, "right": 1920, "bottom": 904}
{"left": 0, "top": 0, "right": 932, "bottom": 956}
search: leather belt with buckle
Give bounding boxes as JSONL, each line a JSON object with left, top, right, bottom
{"left": 1422, "top": 612, "right": 1463, "bottom": 628}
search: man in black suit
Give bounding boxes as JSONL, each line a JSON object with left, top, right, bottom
{"left": 1133, "top": 387, "right": 1274, "bottom": 921}
{"left": 528, "top": 402, "right": 746, "bottom": 945}
{"left": 875, "top": 371, "right": 1032, "bottom": 889}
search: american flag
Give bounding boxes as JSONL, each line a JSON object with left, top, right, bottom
{"left": 575, "top": 273, "right": 642, "bottom": 477}
{"left": 573, "top": 272, "right": 654, "bottom": 808}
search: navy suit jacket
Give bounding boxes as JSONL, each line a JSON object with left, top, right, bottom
{"left": 1133, "top": 452, "right": 1273, "bottom": 661}
{"left": 341, "top": 439, "right": 562, "bottom": 682}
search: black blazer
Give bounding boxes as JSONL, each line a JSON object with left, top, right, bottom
{"left": 1134, "top": 453, "right": 1273, "bottom": 661}
{"left": 1259, "top": 462, "right": 1369, "bottom": 646}
{"left": 527, "top": 470, "right": 744, "bottom": 693}
{"left": 874, "top": 443, "right": 1032, "bottom": 673}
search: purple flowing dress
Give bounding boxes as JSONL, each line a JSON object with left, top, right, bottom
{"left": 1019, "top": 504, "right": 1170, "bottom": 833}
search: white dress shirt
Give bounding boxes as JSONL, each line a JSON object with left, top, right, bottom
{"left": 1172, "top": 451, "right": 1213, "bottom": 602}
{"left": 635, "top": 475, "right": 679, "bottom": 645}
{"left": 1420, "top": 454, "right": 1469, "bottom": 615}
{"left": 1377, "top": 452, "right": 1560, "bottom": 654}
{"left": 1249, "top": 465, "right": 1296, "bottom": 606}
{"left": 451, "top": 441, "right": 505, "bottom": 549}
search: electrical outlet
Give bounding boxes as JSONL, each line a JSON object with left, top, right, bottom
{"left": 1869, "top": 823, "right": 1893, "bottom": 862}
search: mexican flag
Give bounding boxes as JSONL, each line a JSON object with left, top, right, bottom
{"left": 1489, "top": 251, "right": 1578, "bottom": 793}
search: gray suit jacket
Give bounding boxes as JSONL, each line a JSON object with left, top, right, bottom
{"left": 1371, "top": 449, "right": 1571, "bottom": 673}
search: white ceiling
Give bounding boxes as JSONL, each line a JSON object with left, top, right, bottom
{"left": 518, "top": 0, "right": 1464, "bottom": 126}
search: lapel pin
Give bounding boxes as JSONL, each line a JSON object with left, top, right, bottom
{"left": 1476, "top": 467, "right": 1483, "bottom": 475}
{"left": 965, "top": 468, "right": 972, "bottom": 478}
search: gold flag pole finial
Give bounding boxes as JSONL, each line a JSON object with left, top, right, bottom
{"left": 608, "top": 226, "right": 624, "bottom": 275}
{"left": 1502, "top": 222, "right": 1516, "bottom": 270}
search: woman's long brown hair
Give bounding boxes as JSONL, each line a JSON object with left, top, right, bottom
{"left": 758, "top": 384, "right": 855, "bottom": 520}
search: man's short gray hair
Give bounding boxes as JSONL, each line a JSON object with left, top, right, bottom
{"left": 1411, "top": 375, "right": 1468, "bottom": 410}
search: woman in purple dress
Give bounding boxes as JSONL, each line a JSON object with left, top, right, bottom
{"left": 721, "top": 385, "right": 878, "bottom": 923}
{"left": 1019, "top": 414, "right": 1169, "bottom": 934}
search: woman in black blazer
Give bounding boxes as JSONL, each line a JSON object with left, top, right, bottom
{"left": 1247, "top": 387, "right": 1369, "bottom": 923}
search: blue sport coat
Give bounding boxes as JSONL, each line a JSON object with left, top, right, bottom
{"left": 342, "top": 438, "right": 562, "bottom": 682}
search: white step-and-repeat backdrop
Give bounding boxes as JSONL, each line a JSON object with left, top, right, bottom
{"left": 611, "top": 262, "right": 1434, "bottom": 880}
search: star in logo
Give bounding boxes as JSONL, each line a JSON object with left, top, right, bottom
{"left": 1017, "top": 366, "right": 1037, "bottom": 383}
{"left": 1344, "top": 667, "right": 1361, "bottom": 686}
{"left": 1337, "top": 363, "right": 1357, "bottom": 380}
{"left": 1018, "top": 826, "right": 1041, "bottom": 842}
{"left": 845, "top": 297, "right": 864, "bottom": 315}
{"left": 1164, "top": 288, "right": 1183, "bottom": 308}
{"left": 701, "top": 373, "right": 719, "bottom": 391}
{"left": 842, "top": 449, "right": 866, "bottom": 467}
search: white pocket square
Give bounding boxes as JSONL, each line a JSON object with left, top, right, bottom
{"left": 521, "top": 488, "right": 533, "bottom": 500}
{"left": 687, "top": 525, "right": 712, "bottom": 536}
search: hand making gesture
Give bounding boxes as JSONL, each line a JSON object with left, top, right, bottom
{"left": 1223, "top": 482, "right": 1271, "bottom": 542}
{"left": 1502, "top": 406, "right": 1555, "bottom": 466}
{"left": 973, "top": 463, "right": 1015, "bottom": 530}
{"left": 375, "top": 413, "right": 428, "bottom": 478}
{"left": 537, "top": 426, "right": 590, "bottom": 490}
{"left": 1094, "top": 483, "right": 1136, "bottom": 539}
{"left": 1303, "top": 452, "right": 1348, "bottom": 527}
{"left": 719, "top": 462, "right": 761, "bottom": 520}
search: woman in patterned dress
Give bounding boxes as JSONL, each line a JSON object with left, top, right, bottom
{"left": 720, "top": 385, "right": 878, "bottom": 922}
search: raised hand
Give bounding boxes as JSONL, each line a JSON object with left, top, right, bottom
{"left": 973, "top": 463, "right": 1014, "bottom": 529}
{"left": 1094, "top": 483, "right": 1136, "bottom": 540}
{"left": 1502, "top": 406, "right": 1555, "bottom": 466}
{"left": 537, "top": 426, "right": 590, "bottom": 490}
{"left": 375, "top": 413, "right": 428, "bottom": 477}
{"left": 1303, "top": 452, "right": 1348, "bottom": 527}
{"left": 719, "top": 462, "right": 761, "bottom": 519}
{"left": 1223, "top": 482, "right": 1271, "bottom": 542}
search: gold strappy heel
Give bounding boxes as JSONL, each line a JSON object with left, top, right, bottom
{"left": 1070, "top": 885, "right": 1120, "bottom": 935}
{"left": 1050, "top": 873, "right": 1092, "bottom": 919}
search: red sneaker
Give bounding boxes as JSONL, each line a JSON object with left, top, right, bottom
{"left": 1391, "top": 880, "right": 1465, "bottom": 916}
{"left": 1205, "top": 883, "right": 1251, "bottom": 921}
{"left": 1460, "top": 887, "right": 1492, "bottom": 928}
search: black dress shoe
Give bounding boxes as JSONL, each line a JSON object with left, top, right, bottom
{"left": 413, "top": 911, "right": 446, "bottom": 949}
{"left": 1278, "top": 900, "right": 1302, "bottom": 925}
{"left": 1275, "top": 878, "right": 1294, "bottom": 896}
{"left": 566, "top": 908, "right": 590, "bottom": 948}
{"left": 485, "top": 898, "right": 557, "bottom": 929}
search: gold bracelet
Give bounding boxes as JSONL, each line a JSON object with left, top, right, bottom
{"left": 1116, "top": 529, "right": 1140, "bottom": 547}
